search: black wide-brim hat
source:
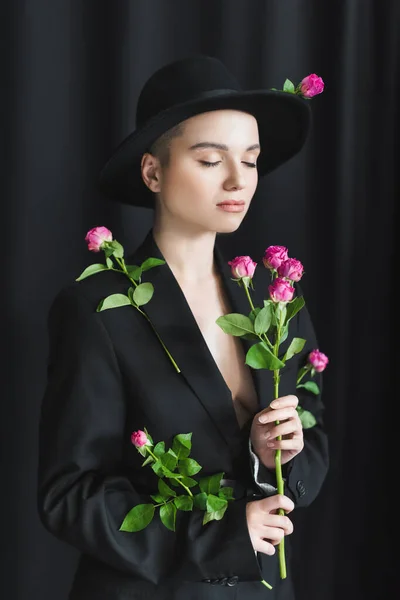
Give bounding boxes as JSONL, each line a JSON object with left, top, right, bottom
{"left": 98, "top": 55, "right": 312, "bottom": 209}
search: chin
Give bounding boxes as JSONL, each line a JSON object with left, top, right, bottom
{"left": 214, "top": 220, "right": 244, "bottom": 234}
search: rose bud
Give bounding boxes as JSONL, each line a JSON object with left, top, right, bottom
{"left": 131, "top": 430, "right": 150, "bottom": 448}
{"left": 269, "top": 277, "right": 295, "bottom": 303}
{"left": 277, "top": 258, "right": 304, "bottom": 282}
{"left": 85, "top": 226, "right": 113, "bottom": 252}
{"left": 263, "top": 245, "right": 289, "bottom": 270}
{"left": 228, "top": 256, "right": 257, "bottom": 279}
{"left": 299, "top": 74, "right": 324, "bottom": 98}
{"left": 308, "top": 350, "right": 329, "bottom": 372}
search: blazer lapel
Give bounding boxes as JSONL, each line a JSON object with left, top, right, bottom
{"left": 126, "top": 228, "right": 293, "bottom": 452}
{"left": 127, "top": 229, "right": 243, "bottom": 454}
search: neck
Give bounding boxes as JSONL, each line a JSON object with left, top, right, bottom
{"left": 152, "top": 224, "right": 218, "bottom": 285}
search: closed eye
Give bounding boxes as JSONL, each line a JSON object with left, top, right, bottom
{"left": 199, "top": 161, "right": 257, "bottom": 168}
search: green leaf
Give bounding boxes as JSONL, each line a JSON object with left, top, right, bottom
{"left": 173, "top": 495, "right": 193, "bottom": 511}
{"left": 140, "top": 257, "right": 166, "bottom": 271}
{"left": 133, "top": 282, "right": 154, "bottom": 306}
{"left": 179, "top": 458, "right": 202, "bottom": 477}
{"left": 172, "top": 433, "right": 192, "bottom": 459}
{"left": 282, "top": 337, "right": 306, "bottom": 362}
{"left": 109, "top": 240, "right": 124, "bottom": 258}
{"left": 106, "top": 257, "right": 114, "bottom": 269}
{"left": 160, "top": 449, "right": 178, "bottom": 472}
{"left": 285, "top": 296, "right": 305, "bottom": 324}
{"left": 173, "top": 433, "right": 192, "bottom": 449}
{"left": 153, "top": 441, "right": 166, "bottom": 458}
{"left": 180, "top": 476, "right": 198, "bottom": 488}
{"left": 151, "top": 460, "right": 165, "bottom": 477}
{"left": 283, "top": 78, "right": 295, "bottom": 93}
{"left": 76, "top": 263, "right": 108, "bottom": 281}
{"left": 150, "top": 493, "right": 165, "bottom": 503}
{"left": 193, "top": 492, "right": 208, "bottom": 510}
{"left": 254, "top": 304, "right": 272, "bottom": 335}
{"left": 143, "top": 428, "right": 153, "bottom": 445}
{"left": 167, "top": 475, "right": 197, "bottom": 488}
{"left": 160, "top": 503, "right": 177, "bottom": 531}
{"left": 275, "top": 303, "right": 287, "bottom": 327}
{"left": 206, "top": 494, "right": 227, "bottom": 513}
{"left": 218, "top": 486, "right": 235, "bottom": 501}
{"left": 297, "top": 407, "right": 317, "bottom": 429}
{"left": 198, "top": 472, "right": 224, "bottom": 495}
{"left": 141, "top": 455, "right": 153, "bottom": 467}
{"left": 215, "top": 314, "right": 255, "bottom": 337}
{"left": 245, "top": 342, "right": 285, "bottom": 370}
{"left": 119, "top": 503, "right": 154, "bottom": 532}
{"left": 126, "top": 265, "right": 142, "bottom": 281}
{"left": 279, "top": 322, "right": 289, "bottom": 345}
{"left": 203, "top": 507, "right": 227, "bottom": 525}
{"left": 297, "top": 381, "right": 320, "bottom": 395}
{"left": 96, "top": 293, "right": 131, "bottom": 312}
{"left": 248, "top": 307, "right": 261, "bottom": 323}
{"left": 158, "top": 478, "right": 176, "bottom": 498}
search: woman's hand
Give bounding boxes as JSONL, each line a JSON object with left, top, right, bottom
{"left": 246, "top": 494, "right": 294, "bottom": 555}
{"left": 250, "top": 394, "right": 304, "bottom": 470}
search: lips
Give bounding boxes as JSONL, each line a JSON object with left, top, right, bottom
{"left": 217, "top": 200, "right": 245, "bottom": 206}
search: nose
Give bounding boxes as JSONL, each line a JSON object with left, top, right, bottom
{"left": 223, "top": 164, "right": 247, "bottom": 191}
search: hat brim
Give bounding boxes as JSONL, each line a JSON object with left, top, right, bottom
{"left": 97, "top": 90, "right": 311, "bottom": 209}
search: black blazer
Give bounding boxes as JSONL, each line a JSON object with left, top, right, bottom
{"left": 37, "top": 227, "right": 329, "bottom": 600}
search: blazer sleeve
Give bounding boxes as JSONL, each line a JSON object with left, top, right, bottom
{"left": 248, "top": 282, "right": 329, "bottom": 508}
{"left": 37, "top": 286, "right": 262, "bottom": 586}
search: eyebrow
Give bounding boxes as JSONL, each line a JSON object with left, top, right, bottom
{"left": 188, "top": 142, "right": 260, "bottom": 152}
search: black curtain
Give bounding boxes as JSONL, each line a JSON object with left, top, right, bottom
{"left": 4, "top": 1, "right": 398, "bottom": 598}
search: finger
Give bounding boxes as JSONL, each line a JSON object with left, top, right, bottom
{"left": 267, "top": 420, "right": 301, "bottom": 440}
{"left": 260, "top": 526, "right": 285, "bottom": 545}
{"left": 268, "top": 438, "right": 304, "bottom": 451}
{"left": 259, "top": 494, "right": 295, "bottom": 514}
{"left": 269, "top": 395, "right": 299, "bottom": 410}
{"left": 263, "top": 514, "right": 294, "bottom": 535}
{"left": 256, "top": 395, "right": 298, "bottom": 423}
{"left": 254, "top": 539, "right": 276, "bottom": 556}
{"left": 259, "top": 407, "right": 298, "bottom": 424}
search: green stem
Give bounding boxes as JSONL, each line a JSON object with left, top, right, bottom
{"left": 113, "top": 257, "right": 181, "bottom": 373}
{"left": 296, "top": 365, "right": 311, "bottom": 385}
{"left": 273, "top": 327, "right": 287, "bottom": 580}
{"left": 243, "top": 283, "right": 274, "bottom": 350}
{"left": 261, "top": 579, "right": 273, "bottom": 590}
{"left": 243, "top": 283, "right": 256, "bottom": 311}
{"left": 146, "top": 448, "right": 193, "bottom": 497}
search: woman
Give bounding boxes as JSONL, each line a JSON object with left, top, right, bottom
{"left": 37, "top": 55, "right": 329, "bottom": 599}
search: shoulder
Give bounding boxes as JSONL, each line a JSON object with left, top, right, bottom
{"left": 48, "top": 268, "right": 132, "bottom": 321}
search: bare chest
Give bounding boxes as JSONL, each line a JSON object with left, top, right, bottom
{"left": 180, "top": 278, "right": 258, "bottom": 429}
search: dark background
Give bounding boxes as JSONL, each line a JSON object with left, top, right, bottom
{"left": 4, "top": 1, "right": 398, "bottom": 598}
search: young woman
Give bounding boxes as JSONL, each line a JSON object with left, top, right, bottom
{"left": 37, "top": 55, "right": 328, "bottom": 599}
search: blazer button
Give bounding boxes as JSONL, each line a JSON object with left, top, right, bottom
{"left": 296, "top": 480, "right": 306, "bottom": 497}
{"left": 227, "top": 576, "right": 239, "bottom": 586}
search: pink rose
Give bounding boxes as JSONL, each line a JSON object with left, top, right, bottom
{"left": 130, "top": 430, "right": 149, "bottom": 448}
{"left": 308, "top": 349, "right": 329, "bottom": 372}
{"left": 228, "top": 256, "right": 257, "bottom": 279}
{"left": 269, "top": 277, "right": 295, "bottom": 303}
{"left": 277, "top": 258, "right": 304, "bottom": 282}
{"left": 299, "top": 74, "right": 324, "bottom": 98}
{"left": 263, "top": 246, "right": 289, "bottom": 270}
{"left": 85, "top": 226, "right": 113, "bottom": 252}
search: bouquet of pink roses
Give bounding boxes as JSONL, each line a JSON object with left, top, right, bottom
{"left": 216, "top": 245, "right": 328, "bottom": 581}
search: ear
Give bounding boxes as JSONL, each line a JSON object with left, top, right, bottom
{"left": 141, "top": 153, "right": 161, "bottom": 193}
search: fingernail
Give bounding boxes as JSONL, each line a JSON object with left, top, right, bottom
{"left": 270, "top": 400, "right": 279, "bottom": 408}
{"left": 259, "top": 416, "right": 267, "bottom": 423}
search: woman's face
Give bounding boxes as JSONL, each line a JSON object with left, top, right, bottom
{"left": 143, "top": 109, "right": 260, "bottom": 234}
